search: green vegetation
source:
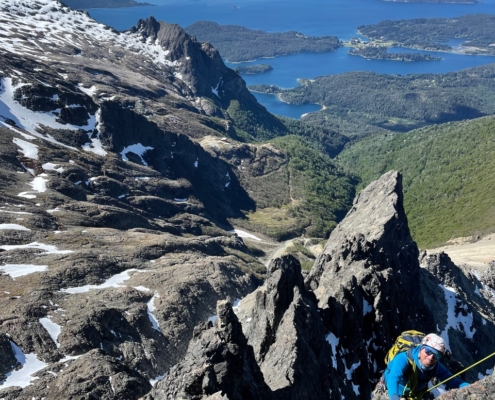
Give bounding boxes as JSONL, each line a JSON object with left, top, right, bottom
{"left": 185, "top": 21, "right": 341, "bottom": 62}
{"left": 336, "top": 116, "right": 495, "bottom": 248}
{"left": 358, "top": 14, "right": 495, "bottom": 55}
{"left": 226, "top": 99, "right": 349, "bottom": 158}
{"left": 270, "top": 135, "right": 358, "bottom": 238}
{"left": 275, "top": 64, "right": 495, "bottom": 139}
{"left": 231, "top": 135, "right": 358, "bottom": 240}
{"left": 249, "top": 84, "right": 283, "bottom": 94}
{"left": 349, "top": 46, "right": 441, "bottom": 61}
{"left": 234, "top": 64, "right": 274, "bottom": 75}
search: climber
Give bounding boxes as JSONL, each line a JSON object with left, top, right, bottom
{"left": 384, "top": 333, "right": 469, "bottom": 399}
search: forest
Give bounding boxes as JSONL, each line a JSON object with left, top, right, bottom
{"left": 348, "top": 46, "right": 441, "bottom": 61}
{"left": 337, "top": 116, "right": 495, "bottom": 247}
{"left": 357, "top": 14, "right": 495, "bottom": 55}
{"left": 253, "top": 63, "right": 495, "bottom": 138}
{"left": 234, "top": 64, "right": 274, "bottom": 74}
{"left": 184, "top": 21, "right": 341, "bottom": 62}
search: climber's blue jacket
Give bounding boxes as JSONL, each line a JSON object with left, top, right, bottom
{"left": 384, "top": 345, "right": 469, "bottom": 400}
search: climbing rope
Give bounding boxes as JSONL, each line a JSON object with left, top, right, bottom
{"left": 427, "top": 350, "right": 495, "bottom": 392}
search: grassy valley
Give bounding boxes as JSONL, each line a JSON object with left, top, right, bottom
{"left": 336, "top": 116, "right": 495, "bottom": 248}
{"left": 231, "top": 135, "right": 358, "bottom": 240}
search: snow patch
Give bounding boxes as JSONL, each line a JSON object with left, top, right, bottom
{"left": 61, "top": 268, "right": 141, "bottom": 294}
{"left": 121, "top": 143, "right": 153, "bottom": 166}
{"left": 439, "top": 285, "right": 475, "bottom": 346}
{"left": 229, "top": 229, "right": 261, "bottom": 241}
{"left": 1, "top": 342, "right": 48, "bottom": 389}
{"left": 39, "top": 317, "right": 62, "bottom": 347}
{"left": 0, "top": 264, "right": 48, "bottom": 278}
{"left": 0, "top": 224, "right": 30, "bottom": 231}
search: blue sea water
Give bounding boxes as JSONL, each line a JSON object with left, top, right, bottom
{"left": 89, "top": 0, "right": 495, "bottom": 118}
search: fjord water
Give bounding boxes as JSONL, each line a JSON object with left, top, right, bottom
{"left": 90, "top": 0, "right": 495, "bottom": 118}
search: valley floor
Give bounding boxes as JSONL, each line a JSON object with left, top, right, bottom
{"left": 427, "top": 233, "right": 495, "bottom": 272}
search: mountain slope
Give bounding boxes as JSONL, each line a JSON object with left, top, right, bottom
{"left": 337, "top": 116, "right": 495, "bottom": 248}
{"left": 1, "top": 1, "right": 494, "bottom": 399}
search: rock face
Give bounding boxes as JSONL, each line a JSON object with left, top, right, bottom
{"left": 419, "top": 251, "right": 495, "bottom": 382}
{"left": 373, "top": 372, "right": 495, "bottom": 400}
{"left": 149, "top": 300, "right": 272, "bottom": 400}
{"left": 235, "top": 255, "right": 336, "bottom": 400}
{"left": 305, "top": 170, "right": 435, "bottom": 397}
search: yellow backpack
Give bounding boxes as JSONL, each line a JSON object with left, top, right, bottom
{"left": 385, "top": 330, "right": 425, "bottom": 365}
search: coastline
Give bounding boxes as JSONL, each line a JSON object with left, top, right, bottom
{"left": 356, "top": 29, "right": 492, "bottom": 57}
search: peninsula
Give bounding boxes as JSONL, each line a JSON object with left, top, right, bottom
{"left": 184, "top": 21, "right": 341, "bottom": 63}
{"left": 357, "top": 14, "right": 495, "bottom": 55}
{"left": 348, "top": 45, "right": 441, "bottom": 61}
{"left": 235, "top": 64, "right": 274, "bottom": 75}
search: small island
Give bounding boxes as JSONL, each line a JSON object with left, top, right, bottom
{"left": 62, "top": 0, "right": 152, "bottom": 8}
{"left": 348, "top": 45, "right": 441, "bottom": 61}
{"left": 234, "top": 64, "right": 274, "bottom": 75}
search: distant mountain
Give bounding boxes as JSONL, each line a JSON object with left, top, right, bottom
{"left": 185, "top": 21, "right": 341, "bottom": 62}
{"left": 62, "top": 0, "right": 152, "bottom": 8}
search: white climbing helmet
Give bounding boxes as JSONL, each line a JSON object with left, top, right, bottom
{"left": 421, "top": 333, "right": 446, "bottom": 355}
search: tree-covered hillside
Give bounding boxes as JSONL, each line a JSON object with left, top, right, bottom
{"left": 336, "top": 116, "right": 495, "bottom": 248}
{"left": 358, "top": 14, "right": 495, "bottom": 55}
{"left": 231, "top": 135, "right": 358, "bottom": 240}
{"left": 268, "top": 64, "right": 495, "bottom": 139}
{"left": 184, "top": 21, "right": 341, "bottom": 62}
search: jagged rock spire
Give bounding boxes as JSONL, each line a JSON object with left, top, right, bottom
{"left": 235, "top": 255, "right": 336, "bottom": 399}
{"left": 148, "top": 300, "right": 272, "bottom": 400}
{"left": 305, "top": 170, "right": 435, "bottom": 397}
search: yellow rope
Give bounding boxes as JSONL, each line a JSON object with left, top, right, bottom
{"left": 427, "top": 350, "right": 495, "bottom": 392}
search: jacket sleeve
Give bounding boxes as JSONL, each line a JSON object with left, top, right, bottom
{"left": 435, "top": 362, "right": 469, "bottom": 389}
{"left": 385, "top": 352, "right": 411, "bottom": 399}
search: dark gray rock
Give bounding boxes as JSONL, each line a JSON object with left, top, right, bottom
{"left": 235, "top": 255, "right": 335, "bottom": 400}
{"left": 149, "top": 300, "right": 272, "bottom": 400}
{"left": 0, "top": 349, "right": 152, "bottom": 400}
{"left": 419, "top": 251, "right": 495, "bottom": 382}
{"left": 305, "top": 170, "right": 435, "bottom": 398}
{"left": 0, "top": 334, "right": 19, "bottom": 379}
